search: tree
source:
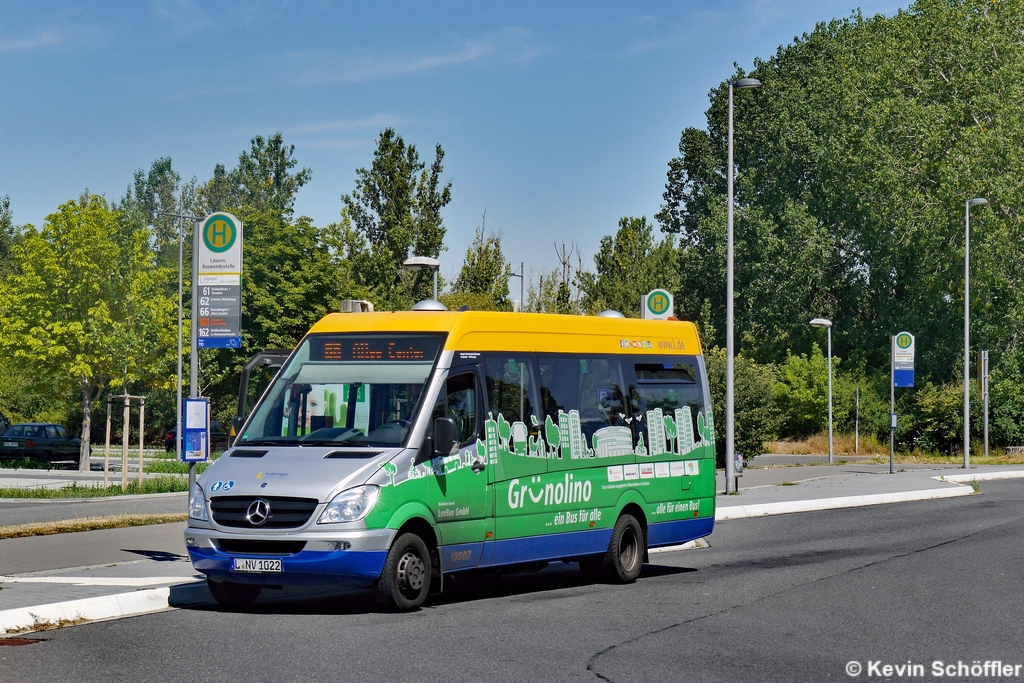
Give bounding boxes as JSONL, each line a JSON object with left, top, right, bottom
{"left": 526, "top": 243, "right": 586, "bottom": 314}
{"left": 191, "top": 135, "right": 361, "bottom": 423}
{"left": 452, "top": 215, "right": 512, "bottom": 309}
{"left": 199, "top": 134, "right": 312, "bottom": 220}
{"left": 0, "top": 194, "right": 175, "bottom": 469}
{"left": 578, "top": 216, "right": 678, "bottom": 317}
{"left": 341, "top": 128, "right": 452, "bottom": 309}
{"left": 0, "top": 195, "right": 19, "bottom": 279}
{"left": 704, "top": 346, "right": 781, "bottom": 463}
{"left": 657, "top": 0, "right": 1024, "bottom": 382}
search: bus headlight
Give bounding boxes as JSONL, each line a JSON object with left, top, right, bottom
{"left": 318, "top": 485, "right": 379, "bottom": 524}
{"left": 189, "top": 483, "right": 208, "bottom": 521}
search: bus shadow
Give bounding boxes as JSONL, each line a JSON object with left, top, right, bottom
{"left": 175, "top": 562, "right": 697, "bottom": 616}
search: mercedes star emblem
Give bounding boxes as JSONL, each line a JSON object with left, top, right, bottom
{"left": 246, "top": 498, "right": 271, "bottom": 526}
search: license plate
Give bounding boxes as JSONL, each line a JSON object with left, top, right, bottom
{"left": 3, "top": 442, "right": 16, "bottom": 448}
{"left": 230, "top": 558, "right": 282, "bottom": 573}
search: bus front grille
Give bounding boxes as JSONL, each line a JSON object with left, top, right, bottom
{"left": 210, "top": 496, "right": 320, "bottom": 529}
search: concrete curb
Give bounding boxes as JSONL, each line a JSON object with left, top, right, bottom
{"left": 0, "top": 585, "right": 190, "bottom": 635}
{"left": 715, "top": 486, "right": 974, "bottom": 521}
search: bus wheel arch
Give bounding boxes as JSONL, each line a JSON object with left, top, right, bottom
{"left": 581, "top": 503, "right": 648, "bottom": 583}
{"left": 618, "top": 502, "right": 648, "bottom": 563}
{"left": 377, "top": 517, "right": 438, "bottom": 611}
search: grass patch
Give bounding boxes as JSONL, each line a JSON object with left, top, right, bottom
{"left": 767, "top": 433, "right": 1024, "bottom": 465}
{"left": 145, "top": 460, "right": 212, "bottom": 474}
{"left": 767, "top": 432, "right": 888, "bottom": 456}
{"left": 779, "top": 481, "right": 797, "bottom": 486}
{"left": 0, "top": 475, "right": 187, "bottom": 499}
{"left": 0, "top": 513, "right": 187, "bottom": 539}
{"left": 144, "top": 451, "right": 221, "bottom": 474}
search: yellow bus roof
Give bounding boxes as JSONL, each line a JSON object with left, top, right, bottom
{"left": 308, "top": 311, "right": 703, "bottom": 356}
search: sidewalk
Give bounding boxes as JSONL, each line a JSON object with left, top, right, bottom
{"left": 715, "top": 461, "right": 1024, "bottom": 519}
{"left": 3, "top": 463, "right": 1024, "bottom": 636}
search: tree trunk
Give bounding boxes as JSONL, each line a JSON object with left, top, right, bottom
{"left": 79, "top": 379, "right": 92, "bottom": 472}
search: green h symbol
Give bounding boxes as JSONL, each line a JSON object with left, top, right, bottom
{"left": 212, "top": 221, "right": 228, "bottom": 247}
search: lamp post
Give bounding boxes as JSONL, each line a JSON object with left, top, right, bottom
{"left": 810, "top": 318, "right": 834, "bottom": 463}
{"left": 402, "top": 256, "right": 441, "bottom": 301}
{"left": 509, "top": 261, "right": 525, "bottom": 311}
{"left": 725, "top": 76, "right": 761, "bottom": 495}
{"left": 964, "top": 197, "right": 988, "bottom": 469}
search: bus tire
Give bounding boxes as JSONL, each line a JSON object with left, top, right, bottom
{"left": 601, "top": 514, "right": 644, "bottom": 583}
{"left": 208, "top": 579, "right": 261, "bottom": 607}
{"left": 376, "top": 532, "right": 431, "bottom": 611}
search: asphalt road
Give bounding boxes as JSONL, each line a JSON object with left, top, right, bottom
{"left": 0, "top": 522, "right": 189, "bottom": 575}
{"left": 0, "top": 492, "right": 186, "bottom": 527}
{"left": 3, "top": 481, "right": 1024, "bottom": 682}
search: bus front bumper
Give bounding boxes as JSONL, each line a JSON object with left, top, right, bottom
{"left": 184, "top": 526, "right": 393, "bottom": 586}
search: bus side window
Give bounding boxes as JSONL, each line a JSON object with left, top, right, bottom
{"left": 629, "top": 361, "right": 704, "bottom": 456}
{"left": 482, "top": 355, "right": 547, "bottom": 478}
{"left": 537, "top": 355, "right": 579, "bottom": 421}
{"left": 431, "top": 372, "right": 480, "bottom": 446}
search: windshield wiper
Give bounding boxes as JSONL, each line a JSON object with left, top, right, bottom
{"left": 238, "top": 439, "right": 303, "bottom": 446}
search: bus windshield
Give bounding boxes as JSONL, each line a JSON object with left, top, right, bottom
{"left": 239, "top": 333, "right": 445, "bottom": 448}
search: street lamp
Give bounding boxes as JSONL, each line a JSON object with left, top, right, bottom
{"left": 964, "top": 197, "right": 988, "bottom": 469}
{"left": 809, "top": 318, "right": 834, "bottom": 464}
{"left": 725, "top": 76, "right": 761, "bottom": 495}
{"left": 402, "top": 256, "right": 441, "bottom": 301}
{"left": 509, "top": 261, "right": 525, "bottom": 311}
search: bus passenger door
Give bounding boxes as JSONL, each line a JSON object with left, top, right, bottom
{"left": 480, "top": 354, "right": 556, "bottom": 561}
{"left": 426, "top": 368, "right": 492, "bottom": 571}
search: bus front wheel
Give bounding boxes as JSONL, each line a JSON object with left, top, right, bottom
{"left": 376, "top": 532, "right": 432, "bottom": 611}
{"left": 588, "top": 514, "right": 644, "bottom": 583}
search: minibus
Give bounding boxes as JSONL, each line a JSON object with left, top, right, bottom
{"left": 185, "top": 307, "right": 716, "bottom": 610}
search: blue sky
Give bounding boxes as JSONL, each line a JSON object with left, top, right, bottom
{"left": 0, "top": 1, "right": 903, "bottom": 283}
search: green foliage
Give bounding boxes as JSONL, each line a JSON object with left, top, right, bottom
{"left": 704, "top": 346, "right": 781, "bottom": 462}
{"left": 659, "top": 0, "right": 1024, "bottom": 381}
{"left": 341, "top": 128, "right": 452, "bottom": 310}
{"left": 0, "top": 195, "right": 20, "bottom": 279}
{"left": 578, "top": 217, "right": 678, "bottom": 317}
{"left": 774, "top": 344, "right": 848, "bottom": 438}
{"left": 192, "top": 136, "right": 365, "bottom": 424}
{"left": 199, "top": 134, "right": 311, "bottom": 219}
{"left": 439, "top": 291, "right": 506, "bottom": 312}
{"left": 0, "top": 195, "right": 176, "bottom": 468}
{"left": 452, "top": 223, "right": 511, "bottom": 308}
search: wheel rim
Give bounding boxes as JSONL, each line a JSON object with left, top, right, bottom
{"left": 618, "top": 526, "right": 639, "bottom": 573}
{"left": 396, "top": 550, "right": 426, "bottom": 598}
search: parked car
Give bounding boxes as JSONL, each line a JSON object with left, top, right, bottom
{"left": 1, "top": 423, "right": 81, "bottom": 463}
{"left": 163, "top": 422, "right": 232, "bottom": 453}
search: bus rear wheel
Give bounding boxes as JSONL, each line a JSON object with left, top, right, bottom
{"left": 208, "top": 579, "right": 261, "bottom": 607}
{"left": 376, "top": 532, "right": 431, "bottom": 611}
{"left": 593, "top": 514, "right": 644, "bottom": 583}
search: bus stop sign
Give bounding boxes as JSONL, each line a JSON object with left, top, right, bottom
{"left": 642, "top": 289, "right": 674, "bottom": 320}
{"left": 894, "top": 331, "right": 915, "bottom": 387}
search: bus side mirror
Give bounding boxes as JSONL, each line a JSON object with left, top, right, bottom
{"left": 433, "top": 417, "right": 458, "bottom": 457}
